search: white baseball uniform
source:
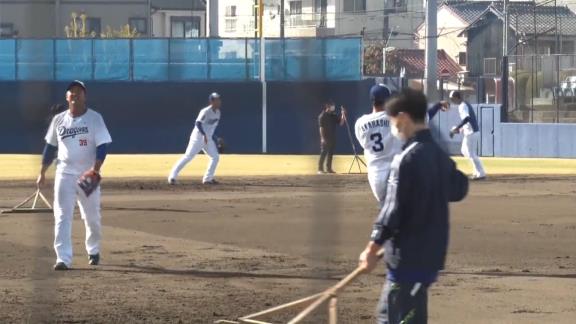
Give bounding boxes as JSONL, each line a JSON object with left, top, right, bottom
{"left": 169, "top": 105, "right": 221, "bottom": 183}
{"left": 457, "top": 102, "right": 486, "bottom": 178}
{"left": 355, "top": 111, "right": 403, "bottom": 202}
{"left": 45, "top": 109, "right": 112, "bottom": 267}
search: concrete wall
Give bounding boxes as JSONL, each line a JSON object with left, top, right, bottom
{"left": 335, "top": 0, "right": 384, "bottom": 38}
{"left": 0, "top": 0, "right": 149, "bottom": 38}
{"left": 431, "top": 103, "right": 576, "bottom": 158}
{"left": 498, "top": 123, "right": 576, "bottom": 158}
{"left": 0, "top": 2, "right": 56, "bottom": 37}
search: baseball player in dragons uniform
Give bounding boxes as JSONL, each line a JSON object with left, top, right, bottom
{"left": 37, "top": 80, "right": 112, "bottom": 271}
{"left": 168, "top": 93, "right": 222, "bottom": 185}
{"left": 449, "top": 91, "right": 486, "bottom": 180}
{"left": 354, "top": 84, "right": 402, "bottom": 203}
{"left": 355, "top": 84, "right": 451, "bottom": 203}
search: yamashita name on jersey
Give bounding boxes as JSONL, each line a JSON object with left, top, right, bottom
{"left": 359, "top": 118, "right": 390, "bottom": 132}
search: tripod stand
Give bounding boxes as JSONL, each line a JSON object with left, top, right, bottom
{"left": 343, "top": 115, "right": 366, "bottom": 174}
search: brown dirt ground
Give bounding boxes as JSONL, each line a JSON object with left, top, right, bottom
{"left": 0, "top": 175, "right": 575, "bottom": 324}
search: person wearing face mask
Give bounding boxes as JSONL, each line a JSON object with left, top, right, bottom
{"left": 448, "top": 91, "right": 486, "bottom": 180}
{"left": 317, "top": 101, "right": 346, "bottom": 174}
{"left": 358, "top": 88, "right": 469, "bottom": 324}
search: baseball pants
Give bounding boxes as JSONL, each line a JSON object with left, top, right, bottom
{"left": 53, "top": 173, "right": 101, "bottom": 267}
{"left": 368, "top": 169, "right": 391, "bottom": 205}
{"left": 377, "top": 280, "right": 429, "bottom": 324}
{"left": 169, "top": 135, "right": 219, "bottom": 182}
{"left": 461, "top": 132, "right": 486, "bottom": 178}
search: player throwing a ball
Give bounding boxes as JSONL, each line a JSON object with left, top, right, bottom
{"left": 37, "top": 80, "right": 112, "bottom": 270}
{"left": 168, "top": 93, "right": 222, "bottom": 185}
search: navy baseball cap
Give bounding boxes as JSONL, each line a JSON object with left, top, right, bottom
{"left": 66, "top": 80, "right": 86, "bottom": 92}
{"left": 209, "top": 92, "right": 221, "bottom": 101}
{"left": 369, "top": 84, "right": 391, "bottom": 103}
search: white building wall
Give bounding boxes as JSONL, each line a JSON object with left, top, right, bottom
{"left": 217, "top": 0, "right": 336, "bottom": 38}
{"left": 417, "top": 7, "right": 467, "bottom": 66}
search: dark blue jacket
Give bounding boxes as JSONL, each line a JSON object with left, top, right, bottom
{"left": 371, "top": 129, "right": 468, "bottom": 278}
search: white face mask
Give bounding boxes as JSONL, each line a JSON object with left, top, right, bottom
{"left": 329, "top": 105, "right": 336, "bottom": 112}
{"left": 391, "top": 121, "right": 405, "bottom": 141}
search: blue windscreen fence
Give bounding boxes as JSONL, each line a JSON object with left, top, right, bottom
{"left": 0, "top": 38, "right": 362, "bottom": 81}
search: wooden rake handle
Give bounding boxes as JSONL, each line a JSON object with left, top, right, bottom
{"left": 287, "top": 249, "right": 384, "bottom": 324}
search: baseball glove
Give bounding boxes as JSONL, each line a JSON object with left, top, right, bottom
{"left": 216, "top": 137, "right": 225, "bottom": 153}
{"left": 78, "top": 170, "right": 101, "bottom": 197}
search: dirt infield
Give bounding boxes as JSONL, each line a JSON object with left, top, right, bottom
{"left": 1, "top": 174, "right": 575, "bottom": 323}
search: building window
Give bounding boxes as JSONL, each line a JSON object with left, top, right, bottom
{"left": 225, "top": 19, "right": 237, "bottom": 32}
{"left": 393, "top": 0, "right": 406, "bottom": 11}
{"left": 458, "top": 52, "right": 466, "bottom": 65}
{"left": 344, "top": 0, "right": 366, "bottom": 12}
{"left": 171, "top": 16, "right": 201, "bottom": 38}
{"left": 129, "top": 17, "right": 147, "bottom": 35}
{"left": 484, "top": 58, "right": 497, "bottom": 75}
{"left": 225, "top": 5, "right": 237, "bottom": 17}
{"left": 0, "top": 23, "right": 14, "bottom": 37}
{"left": 289, "top": 1, "right": 302, "bottom": 14}
{"left": 85, "top": 17, "right": 101, "bottom": 36}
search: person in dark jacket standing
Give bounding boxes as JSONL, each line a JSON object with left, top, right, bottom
{"left": 318, "top": 101, "right": 346, "bottom": 174}
{"left": 358, "top": 88, "right": 469, "bottom": 324}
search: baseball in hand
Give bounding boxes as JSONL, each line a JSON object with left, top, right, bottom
{"left": 440, "top": 101, "right": 450, "bottom": 111}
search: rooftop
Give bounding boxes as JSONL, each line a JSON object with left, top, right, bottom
{"left": 460, "top": 1, "right": 576, "bottom": 36}
{"left": 386, "top": 49, "right": 462, "bottom": 78}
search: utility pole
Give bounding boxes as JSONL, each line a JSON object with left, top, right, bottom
{"left": 208, "top": 0, "right": 219, "bottom": 37}
{"left": 502, "top": 0, "right": 509, "bottom": 121}
{"left": 258, "top": 0, "right": 267, "bottom": 153}
{"left": 280, "top": 0, "right": 285, "bottom": 38}
{"left": 424, "top": 0, "right": 438, "bottom": 101}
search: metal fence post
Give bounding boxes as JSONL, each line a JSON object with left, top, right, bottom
{"left": 91, "top": 39, "right": 95, "bottom": 80}
{"left": 501, "top": 55, "right": 509, "bottom": 122}
{"left": 129, "top": 39, "right": 134, "bottom": 81}
{"left": 207, "top": 38, "right": 211, "bottom": 80}
{"left": 14, "top": 39, "right": 18, "bottom": 80}
{"left": 245, "top": 38, "right": 249, "bottom": 80}
{"left": 53, "top": 39, "right": 56, "bottom": 81}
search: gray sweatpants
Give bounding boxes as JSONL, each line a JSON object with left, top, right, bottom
{"left": 376, "top": 280, "right": 429, "bottom": 324}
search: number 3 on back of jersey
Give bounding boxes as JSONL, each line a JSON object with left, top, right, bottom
{"left": 370, "top": 133, "right": 384, "bottom": 152}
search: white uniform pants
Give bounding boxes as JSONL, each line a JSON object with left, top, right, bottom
{"left": 461, "top": 132, "right": 486, "bottom": 178}
{"left": 169, "top": 135, "right": 220, "bottom": 183}
{"left": 53, "top": 173, "right": 101, "bottom": 266}
{"left": 368, "top": 169, "right": 390, "bottom": 205}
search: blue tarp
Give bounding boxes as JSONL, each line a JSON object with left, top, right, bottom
{"left": 0, "top": 38, "right": 362, "bottom": 81}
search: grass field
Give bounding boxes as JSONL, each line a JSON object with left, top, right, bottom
{"left": 1, "top": 154, "right": 575, "bottom": 180}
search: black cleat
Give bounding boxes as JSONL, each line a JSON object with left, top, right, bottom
{"left": 203, "top": 179, "right": 219, "bottom": 185}
{"left": 54, "top": 262, "right": 69, "bottom": 271}
{"left": 88, "top": 254, "right": 100, "bottom": 266}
